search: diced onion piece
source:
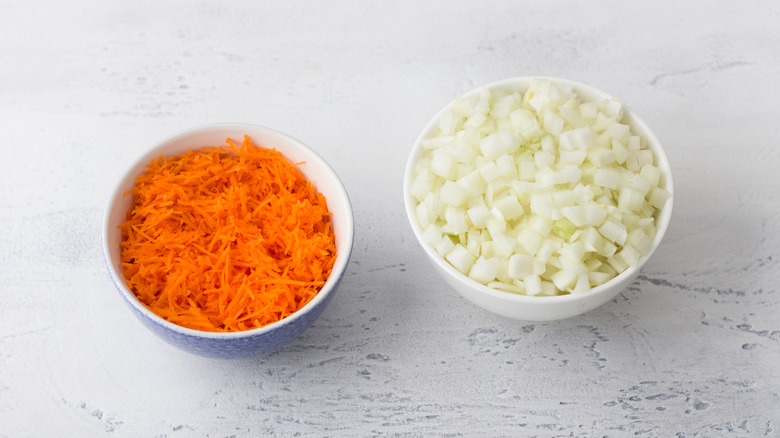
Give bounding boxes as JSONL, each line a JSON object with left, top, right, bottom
{"left": 478, "top": 160, "right": 500, "bottom": 182}
{"left": 443, "top": 206, "right": 468, "bottom": 235}
{"left": 495, "top": 154, "right": 518, "bottom": 179}
{"left": 536, "top": 165, "right": 581, "bottom": 186}
{"left": 524, "top": 79, "right": 565, "bottom": 112}
{"left": 451, "top": 95, "right": 477, "bottom": 117}
{"left": 618, "top": 186, "right": 644, "bottom": 212}
{"left": 559, "top": 106, "right": 585, "bottom": 129}
{"left": 582, "top": 204, "right": 607, "bottom": 226}
{"left": 480, "top": 129, "right": 519, "bottom": 160}
{"left": 467, "top": 203, "right": 492, "bottom": 228}
{"left": 438, "top": 109, "right": 461, "bottom": 135}
{"left": 513, "top": 180, "right": 542, "bottom": 194}
{"left": 464, "top": 112, "right": 488, "bottom": 130}
{"left": 594, "top": 167, "right": 619, "bottom": 189}
{"left": 434, "top": 235, "right": 455, "bottom": 257}
{"left": 421, "top": 135, "right": 454, "bottom": 150}
{"left": 431, "top": 149, "right": 454, "bottom": 179}
{"left": 572, "top": 273, "right": 590, "bottom": 294}
{"left": 573, "top": 183, "right": 596, "bottom": 203}
{"left": 550, "top": 269, "right": 577, "bottom": 291}
{"left": 517, "top": 156, "right": 536, "bottom": 181}
{"left": 422, "top": 223, "right": 442, "bottom": 246}
{"left": 456, "top": 170, "right": 487, "bottom": 196}
{"left": 552, "top": 190, "right": 577, "bottom": 208}
{"left": 534, "top": 150, "right": 556, "bottom": 169}
{"left": 640, "top": 164, "right": 661, "bottom": 189}
{"left": 542, "top": 109, "right": 564, "bottom": 136}
{"left": 630, "top": 174, "right": 652, "bottom": 197}
{"left": 634, "top": 149, "right": 654, "bottom": 167}
{"left": 423, "top": 193, "right": 444, "bottom": 218}
{"left": 628, "top": 135, "right": 641, "bottom": 150}
{"left": 648, "top": 187, "right": 670, "bottom": 209}
{"left": 446, "top": 130, "right": 480, "bottom": 163}
{"left": 598, "top": 218, "right": 627, "bottom": 246}
{"left": 558, "top": 241, "right": 585, "bottom": 264}
{"left": 527, "top": 215, "right": 553, "bottom": 236}
{"left": 588, "top": 271, "right": 613, "bottom": 286}
{"left": 465, "top": 230, "right": 481, "bottom": 257}
{"left": 628, "top": 228, "right": 653, "bottom": 255}
{"left": 411, "top": 168, "right": 435, "bottom": 201}
{"left": 486, "top": 217, "right": 506, "bottom": 239}
{"left": 493, "top": 194, "right": 524, "bottom": 221}
{"left": 603, "top": 99, "right": 624, "bottom": 118}
{"left": 516, "top": 228, "right": 542, "bottom": 255}
{"left": 523, "top": 275, "right": 542, "bottom": 296}
{"left": 625, "top": 149, "right": 640, "bottom": 171}
{"left": 510, "top": 108, "right": 536, "bottom": 132}
{"left": 474, "top": 89, "right": 491, "bottom": 114}
{"left": 416, "top": 202, "right": 432, "bottom": 229}
{"left": 560, "top": 205, "right": 585, "bottom": 227}
{"left": 539, "top": 281, "right": 559, "bottom": 296}
{"left": 490, "top": 206, "right": 505, "bottom": 222}
{"left": 560, "top": 149, "right": 587, "bottom": 166}
{"left": 492, "top": 232, "right": 516, "bottom": 258}
{"left": 480, "top": 241, "right": 496, "bottom": 258}
{"left": 469, "top": 256, "right": 499, "bottom": 283}
{"left": 558, "top": 256, "right": 588, "bottom": 276}
{"left": 535, "top": 240, "right": 556, "bottom": 264}
{"left": 579, "top": 102, "right": 598, "bottom": 119}
{"left": 446, "top": 244, "right": 476, "bottom": 274}
{"left": 587, "top": 148, "right": 615, "bottom": 167}
{"left": 603, "top": 122, "right": 630, "bottom": 142}
{"left": 551, "top": 218, "right": 577, "bottom": 240}
{"left": 559, "top": 127, "right": 593, "bottom": 151}
{"left": 579, "top": 227, "right": 606, "bottom": 253}
{"left": 488, "top": 281, "right": 524, "bottom": 294}
{"left": 491, "top": 93, "right": 522, "bottom": 119}
{"left": 507, "top": 254, "right": 537, "bottom": 279}
{"left": 540, "top": 135, "right": 556, "bottom": 154}
{"left": 608, "top": 244, "right": 641, "bottom": 273}
{"left": 612, "top": 139, "right": 628, "bottom": 164}
{"left": 584, "top": 257, "right": 602, "bottom": 272}
{"left": 558, "top": 165, "right": 582, "bottom": 184}
{"left": 439, "top": 181, "right": 470, "bottom": 207}
{"left": 530, "top": 192, "right": 554, "bottom": 218}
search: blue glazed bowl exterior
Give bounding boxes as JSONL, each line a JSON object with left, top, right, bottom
{"left": 106, "top": 253, "right": 348, "bottom": 359}
{"left": 103, "top": 124, "right": 354, "bottom": 358}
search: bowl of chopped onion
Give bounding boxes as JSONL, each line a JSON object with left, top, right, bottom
{"left": 404, "top": 77, "right": 673, "bottom": 321}
{"left": 103, "top": 123, "right": 354, "bottom": 358}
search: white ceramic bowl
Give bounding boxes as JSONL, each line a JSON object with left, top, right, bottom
{"left": 403, "top": 77, "right": 673, "bottom": 321}
{"left": 103, "top": 123, "right": 354, "bottom": 358}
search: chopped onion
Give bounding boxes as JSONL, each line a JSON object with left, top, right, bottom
{"left": 469, "top": 256, "right": 499, "bottom": 283}
{"left": 412, "top": 79, "right": 666, "bottom": 296}
{"left": 445, "top": 244, "right": 476, "bottom": 273}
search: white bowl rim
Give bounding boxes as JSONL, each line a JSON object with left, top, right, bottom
{"left": 103, "top": 122, "right": 355, "bottom": 339}
{"left": 403, "top": 76, "right": 674, "bottom": 305}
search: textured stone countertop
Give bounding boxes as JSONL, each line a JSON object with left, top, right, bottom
{"left": 1, "top": 1, "right": 778, "bottom": 436}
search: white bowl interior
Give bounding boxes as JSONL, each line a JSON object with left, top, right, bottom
{"left": 404, "top": 77, "right": 674, "bottom": 321}
{"left": 103, "top": 123, "right": 354, "bottom": 337}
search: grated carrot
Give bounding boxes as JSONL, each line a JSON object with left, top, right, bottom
{"left": 119, "top": 135, "right": 337, "bottom": 332}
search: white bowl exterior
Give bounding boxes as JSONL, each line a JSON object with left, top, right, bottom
{"left": 404, "top": 77, "right": 674, "bottom": 321}
{"left": 103, "top": 123, "right": 354, "bottom": 354}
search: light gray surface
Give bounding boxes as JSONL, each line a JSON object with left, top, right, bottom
{"left": 1, "top": 1, "right": 778, "bottom": 436}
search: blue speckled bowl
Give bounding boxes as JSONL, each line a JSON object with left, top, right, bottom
{"left": 103, "top": 124, "right": 354, "bottom": 359}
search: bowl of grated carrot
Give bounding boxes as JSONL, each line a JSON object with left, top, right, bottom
{"left": 103, "top": 123, "right": 354, "bottom": 358}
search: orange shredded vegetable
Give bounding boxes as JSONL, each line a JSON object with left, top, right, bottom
{"left": 119, "top": 135, "right": 337, "bottom": 332}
